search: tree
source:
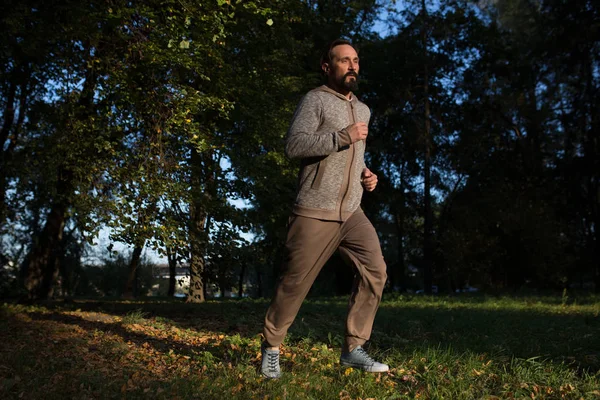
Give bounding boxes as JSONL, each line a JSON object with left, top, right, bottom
{"left": 15, "top": 0, "right": 235, "bottom": 300}
{"left": 362, "top": 0, "right": 480, "bottom": 292}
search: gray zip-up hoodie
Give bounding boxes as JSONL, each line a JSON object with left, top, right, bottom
{"left": 285, "top": 85, "right": 370, "bottom": 221}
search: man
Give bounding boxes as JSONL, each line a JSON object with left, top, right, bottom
{"left": 261, "top": 39, "right": 389, "bottom": 379}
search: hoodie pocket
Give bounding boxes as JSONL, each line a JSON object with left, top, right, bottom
{"left": 311, "top": 158, "right": 327, "bottom": 190}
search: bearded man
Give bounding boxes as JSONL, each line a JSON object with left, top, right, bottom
{"left": 261, "top": 39, "right": 389, "bottom": 379}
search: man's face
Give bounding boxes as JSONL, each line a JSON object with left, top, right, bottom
{"left": 323, "top": 44, "right": 360, "bottom": 92}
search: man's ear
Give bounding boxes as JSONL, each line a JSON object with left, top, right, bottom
{"left": 321, "top": 63, "right": 330, "bottom": 74}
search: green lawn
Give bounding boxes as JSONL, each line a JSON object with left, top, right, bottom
{"left": 1, "top": 294, "right": 599, "bottom": 399}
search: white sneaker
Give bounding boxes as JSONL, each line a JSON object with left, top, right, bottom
{"left": 261, "top": 343, "right": 281, "bottom": 378}
{"left": 340, "top": 345, "right": 389, "bottom": 373}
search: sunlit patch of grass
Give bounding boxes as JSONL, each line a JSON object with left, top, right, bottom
{"left": 121, "top": 308, "right": 150, "bottom": 325}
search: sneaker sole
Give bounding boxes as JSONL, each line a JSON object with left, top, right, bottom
{"left": 261, "top": 372, "right": 281, "bottom": 379}
{"left": 340, "top": 360, "right": 389, "bottom": 373}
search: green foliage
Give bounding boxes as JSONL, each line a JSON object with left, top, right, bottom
{"left": 1, "top": 0, "right": 599, "bottom": 299}
{"left": 360, "top": 0, "right": 600, "bottom": 291}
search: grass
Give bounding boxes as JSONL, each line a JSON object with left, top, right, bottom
{"left": 1, "top": 293, "right": 599, "bottom": 399}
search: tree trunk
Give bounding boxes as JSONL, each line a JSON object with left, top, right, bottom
{"left": 589, "top": 98, "right": 599, "bottom": 294}
{"left": 594, "top": 219, "right": 599, "bottom": 293}
{"left": 1, "top": 79, "right": 27, "bottom": 228}
{"left": 219, "top": 262, "right": 230, "bottom": 298}
{"left": 525, "top": 86, "right": 543, "bottom": 174}
{"left": 584, "top": 50, "right": 599, "bottom": 293}
{"left": 123, "top": 243, "right": 144, "bottom": 298}
{"left": 436, "top": 175, "right": 464, "bottom": 293}
{"left": 255, "top": 264, "right": 263, "bottom": 298}
{"left": 22, "top": 201, "right": 67, "bottom": 300}
{"left": 238, "top": 261, "right": 246, "bottom": 298}
{"left": 593, "top": 133, "right": 600, "bottom": 294}
{"left": 0, "top": 80, "right": 16, "bottom": 223}
{"left": 187, "top": 147, "right": 209, "bottom": 303}
{"left": 393, "top": 192, "right": 406, "bottom": 291}
{"left": 220, "top": 276, "right": 227, "bottom": 298}
{"left": 166, "top": 247, "right": 177, "bottom": 297}
{"left": 421, "top": 0, "right": 434, "bottom": 294}
{"left": 21, "top": 51, "right": 97, "bottom": 302}
{"left": 0, "top": 81, "right": 17, "bottom": 154}
{"left": 188, "top": 209, "right": 208, "bottom": 303}
{"left": 58, "top": 236, "right": 71, "bottom": 298}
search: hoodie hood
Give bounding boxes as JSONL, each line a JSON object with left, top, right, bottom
{"left": 315, "top": 85, "right": 358, "bottom": 103}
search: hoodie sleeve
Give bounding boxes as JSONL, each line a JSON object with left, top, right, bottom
{"left": 284, "top": 92, "right": 351, "bottom": 159}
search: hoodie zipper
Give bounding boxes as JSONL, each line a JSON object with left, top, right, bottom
{"left": 339, "top": 100, "right": 356, "bottom": 220}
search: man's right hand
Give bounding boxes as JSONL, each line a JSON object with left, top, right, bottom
{"left": 345, "top": 122, "right": 368, "bottom": 143}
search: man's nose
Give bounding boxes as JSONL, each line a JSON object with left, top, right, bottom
{"left": 348, "top": 61, "right": 356, "bottom": 70}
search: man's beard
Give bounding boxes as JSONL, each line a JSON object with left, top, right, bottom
{"left": 341, "top": 72, "right": 359, "bottom": 91}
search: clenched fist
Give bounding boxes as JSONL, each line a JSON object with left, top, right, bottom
{"left": 345, "top": 122, "right": 368, "bottom": 143}
{"left": 361, "top": 167, "right": 378, "bottom": 192}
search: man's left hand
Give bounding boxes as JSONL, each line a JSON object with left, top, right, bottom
{"left": 361, "top": 168, "right": 378, "bottom": 192}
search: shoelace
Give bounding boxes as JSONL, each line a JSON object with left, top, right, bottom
{"left": 267, "top": 351, "right": 279, "bottom": 372}
{"left": 356, "top": 347, "right": 375, "bottom": 365}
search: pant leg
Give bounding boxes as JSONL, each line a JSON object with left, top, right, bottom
{"left": 263, "top": 215, "right": 342, "bottom": 347}
{"left": 338, "top": 211, "right": 387, "bottom": 352}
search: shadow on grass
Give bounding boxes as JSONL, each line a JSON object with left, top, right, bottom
{"left": 10, "top": 295, "right": 600, "bottom": 373}
{"left": 22, "top": 310, "right": 258, "bottom": 367}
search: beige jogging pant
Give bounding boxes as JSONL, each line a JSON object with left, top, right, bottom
{"left": 263, "top": 211, "right": 387, "bottom": 352}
